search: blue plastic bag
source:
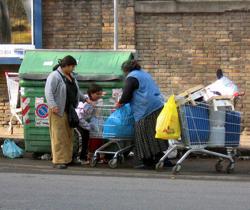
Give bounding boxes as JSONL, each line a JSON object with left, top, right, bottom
{"left": 1, "top": 139, "right": 24, "bottom": 159}
{"left": 103, "top": 104, "right": 135, "bottom": 138}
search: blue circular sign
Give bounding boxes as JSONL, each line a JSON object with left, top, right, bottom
{"left": 36, "top": 104, "right": 48, "bottom": 118}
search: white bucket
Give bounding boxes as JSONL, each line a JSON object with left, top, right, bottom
{"left": 209, "top": 107, "right": 226, "bottom": 127}
{"left": 208, "top": 126, "right": 225, "bottom": 147}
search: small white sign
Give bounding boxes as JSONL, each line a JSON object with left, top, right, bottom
{"left": 43, "top": 61, "right": 53, "bottom": 66}
{"left": 0, "top": 45, "right": 35, "bottom": 58}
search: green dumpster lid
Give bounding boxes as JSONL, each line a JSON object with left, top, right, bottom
{"left": 19, "top": 50, "right": 134, "bottom": 81}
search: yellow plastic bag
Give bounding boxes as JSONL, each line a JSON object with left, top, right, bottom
{"left": 155, "top": 95, "right": 181, "bottom": 140}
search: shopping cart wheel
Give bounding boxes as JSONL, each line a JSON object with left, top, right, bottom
{"left": 90, "top": 158, "right": 98, "bottom": 167}
{"left": 172, "top": 164, "right": 181, "bottom": 174}
{"left": 155, "top": 161, "right": 164, "bottom": 171}
{"left": 226, "top": 163, "right": 235, "bottom": 174}
{"left": 108, "top": 158, "right": 118, "bottom": 169}
{"left": 215, "top": 161, "right": 223, "bottom": 172}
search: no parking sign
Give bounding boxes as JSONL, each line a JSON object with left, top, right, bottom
{"left": 35, "top": 97, "right": 49, "bottom": 127}
{"left": 36, "top": 104, "right": 48, "bottom": 118}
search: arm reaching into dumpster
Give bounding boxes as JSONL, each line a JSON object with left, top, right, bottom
{"left": 115, "top": 77, "right": 139, "bottom": 108}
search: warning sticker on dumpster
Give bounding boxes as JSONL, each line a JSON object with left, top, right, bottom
{"left": 35, "top": 97, "right": 49, "bottom": 127}
{"left": 36, "top": 104, "right": 48, "bottom": 118}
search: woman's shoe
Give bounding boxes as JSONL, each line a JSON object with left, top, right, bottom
{"left": 53, "top": 164, "right": 67, "bottom": 169}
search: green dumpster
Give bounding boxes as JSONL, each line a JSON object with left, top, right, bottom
{"left": 19, "top": 50, "right": 134, "bottom": 153}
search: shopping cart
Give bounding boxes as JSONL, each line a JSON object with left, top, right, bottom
{"left": 5, "top": 72, "right": 22, "bottom": 133}
{"left": 89, "top": 104, "right": 134, "bottom": 169}
{"left": 156, "top": 100, "right": 242, "bottom": 174}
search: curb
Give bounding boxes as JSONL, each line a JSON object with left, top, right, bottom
{"left": 0, "top": 159, "right": 250, "bottom": 182}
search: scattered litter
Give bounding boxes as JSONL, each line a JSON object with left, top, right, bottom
{"left": 40, "top": 153, "right": 51, "bottom": 160}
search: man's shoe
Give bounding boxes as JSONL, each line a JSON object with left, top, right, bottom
{"left": 53, "top": 164, "right": 67, "bottom": 169}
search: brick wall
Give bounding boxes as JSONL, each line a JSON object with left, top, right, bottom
{"left": 135, "top": 12, "right": 250, "bottom": 137}
{"left": 42, "top": 0, "right": 135, "bottom": 49}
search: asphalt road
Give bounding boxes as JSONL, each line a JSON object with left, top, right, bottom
{"left": 0, "top": 173, "right": 250, "bottom": 210}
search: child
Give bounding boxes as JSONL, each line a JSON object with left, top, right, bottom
{"left": 74, "top": 84, "right": 104, "bottom": 165}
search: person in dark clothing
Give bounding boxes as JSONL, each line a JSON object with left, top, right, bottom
{"left": 116, "top": 59, "right": 173, "bottom": 169}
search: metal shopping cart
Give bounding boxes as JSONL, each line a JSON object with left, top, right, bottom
{"left": 89, "top": 104, "right": 134, "bottom": 169}
{"left": 5, "top": 72, "right": 22, "bottom": 133}
{"left": 156, "top": 100, "right": 242, "bottom": 174}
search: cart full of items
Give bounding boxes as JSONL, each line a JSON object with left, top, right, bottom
{"left": 155, "top": 69, "right": 244, "bottom": 174}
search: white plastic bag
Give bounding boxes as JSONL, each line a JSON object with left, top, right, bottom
{"left": 164, "top": 140, "right": 179, "bottom": 159}
{"left": 203, "top": 76, "right": 238, "bottom": 101}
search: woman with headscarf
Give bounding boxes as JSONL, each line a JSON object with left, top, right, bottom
{"left": 116, "top": 59, "right": 173, "bottom": 169}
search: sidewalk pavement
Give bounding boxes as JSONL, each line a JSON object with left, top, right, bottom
{"left": 1, "top": 137, "right": 250, "bottom": 181}
{"left": 0, "top": 152, "right": 250, "bottom": 182}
